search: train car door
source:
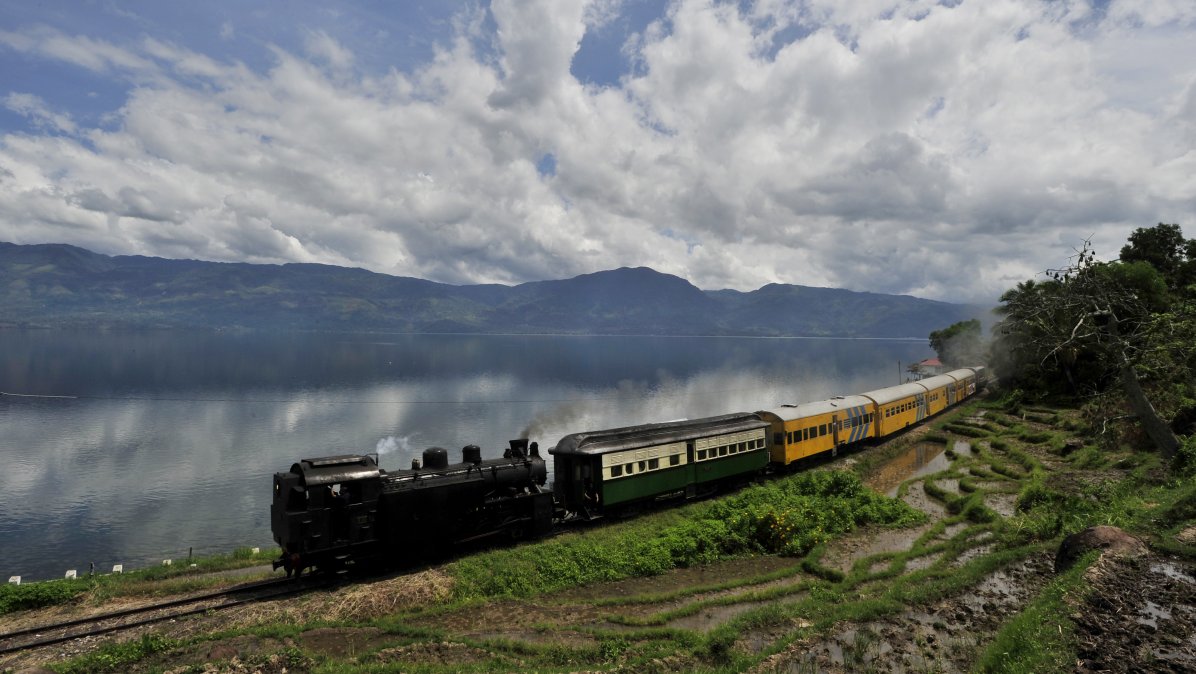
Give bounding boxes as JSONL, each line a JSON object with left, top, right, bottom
{"left": 831, "top": 414, "right": 842, "bottom": 455}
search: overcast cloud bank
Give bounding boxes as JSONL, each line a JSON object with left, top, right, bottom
{"left": 2, "top": 0, "right": 1195, "bottom": 303}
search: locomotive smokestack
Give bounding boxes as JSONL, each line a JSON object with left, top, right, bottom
{"left": 508, "top": 438, "right": 528, "bottom": 459}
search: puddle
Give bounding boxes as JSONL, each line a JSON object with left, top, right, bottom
{"left": 668, "top": 601, "right": 768, "bottom": 631}
{"left": 941, "top": 522, "right": 969, "bottom": 540}
{"left": 867, "top": 442, "right": 952, "bottom": 497}
{"left": 1137, "top": 601, "right": 1172, "bottom": 629}
{"left": 984, "top": 493, "right": 1018, "bottom": 518}
{"left": 971, "top": 479, "right": 1008, "bottom": 490}
{"left": 902, "top": 482, "right": 948, "bottom": 518}
{"left": 557, "top": 555, "right": 795, "bottom": 601}
{"left": 932, "top": 478, "right": 960, "bottom": 495}
{"left": 959, "top": 568, "right": 1025, "bottom": 612}
{"left": 952, "top": 543, "right": 996, "bottom": 567}
{"left": 904, "top": 552, "right": 944, "bottom": 572}
{"left": 1151, "top": 561, "right": 1196, "bottom": 585}
{"left": 737, "top": 618, "right": 812, "bottom": 654}
{"left": 823, "top": 524, "right": 933, "bottom": 573}
{"left": 462, "top": 629, "right": 597, "bottom": 648}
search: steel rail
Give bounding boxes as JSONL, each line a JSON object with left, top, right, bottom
{"left": 0, "top": 575, "right": 331, "bottom": 656}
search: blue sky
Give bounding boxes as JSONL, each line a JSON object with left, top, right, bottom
{"left": 2, "top": 1, "right": 1195, "bottom": 302}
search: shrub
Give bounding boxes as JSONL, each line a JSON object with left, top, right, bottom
{"left": 450, "top": 471, "right": 924, "bottom": 599}
{"left": 1174, "top": 435, "right": 1196, "bottom": 476}
{"left": 0, "top": 579, "right": 88, "bottom": 615}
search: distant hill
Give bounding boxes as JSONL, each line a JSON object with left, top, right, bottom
{"left": 0, "top": 242, "right": 989, "bottom": 337}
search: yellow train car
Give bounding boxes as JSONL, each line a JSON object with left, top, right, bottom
{"left": 916, "top": 374, "right": 957, "bottom": 416}
{"left": 945, "top": 368, "right": 978, "bottom": 402}
{"left": 860, "top": 383, "right": 929, "bottom": 438}
{"left": 758, "top": 395, "right": 875, "bottom": 465}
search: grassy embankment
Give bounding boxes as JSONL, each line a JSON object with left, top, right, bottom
{"left": 0, "top": 547, "right": 277, "bottom": 616}
{"left": 20, "top": 396, "right": 1196, "bottom": 673}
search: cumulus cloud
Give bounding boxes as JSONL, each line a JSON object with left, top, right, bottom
{"left": 1, "top": 0, "right": 1195, "bottom": 302}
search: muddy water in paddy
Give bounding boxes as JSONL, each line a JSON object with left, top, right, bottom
{"left": 866, "top": 441, "right": 953, "bottom": 497}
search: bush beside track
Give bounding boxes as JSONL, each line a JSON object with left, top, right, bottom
{"left": 449, "top": 470, "right": 925, "bottom": 600}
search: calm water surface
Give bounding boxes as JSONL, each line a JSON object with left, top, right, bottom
{"left": 0, "top": 331, "right": 931, "bottom": 580}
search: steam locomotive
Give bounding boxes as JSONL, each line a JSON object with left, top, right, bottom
{"left": 271, "top": 367, "right": 985, "bottom": 575}
{"left": 270, "top": 439, "right": 552, "bottom": 576}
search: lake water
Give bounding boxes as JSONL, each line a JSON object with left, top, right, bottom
{"left": 0, "top": 330, "right": 931, "bottom": 580}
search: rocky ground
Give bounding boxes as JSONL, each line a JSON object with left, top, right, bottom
{"left": 3, "top": 405, "right": 1194, "bottom": 673}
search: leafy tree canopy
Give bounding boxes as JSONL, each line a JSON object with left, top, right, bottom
{"left": 1118, "top": 222, "right": 1196, "bottom": 293}
{"left": 928, "top": 318, "right": 985, "bottom": 367}
{"left": 994, "top": 227, "right": 1195, "bottom": 460}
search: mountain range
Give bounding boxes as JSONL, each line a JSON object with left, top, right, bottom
{"left": 0, "top": 242, "right": 989, "bottom": 338}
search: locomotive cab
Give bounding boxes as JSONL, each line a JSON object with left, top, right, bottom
{"left": 270, "top": 453, "right": 383, "bottom": 576}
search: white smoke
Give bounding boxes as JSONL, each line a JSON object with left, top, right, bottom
{"left": 375, "top": 434, "right": 416, "bottom": 456}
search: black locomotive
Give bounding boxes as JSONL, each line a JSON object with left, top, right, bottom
{"left": 271, "top": 439, "right": 552, "bottom": 576}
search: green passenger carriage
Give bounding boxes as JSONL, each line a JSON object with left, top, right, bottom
{"left": 550, "top": 413, "right": 770, "bottom": 516}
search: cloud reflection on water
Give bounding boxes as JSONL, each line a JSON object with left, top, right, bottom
{"left": 0, "top": 331, "right": 930, "bottom": 579}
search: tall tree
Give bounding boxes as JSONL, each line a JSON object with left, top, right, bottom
{"left": 928, "top": 319, "right": 985, "bottom": 367}
{"left": 995, "top": 240, "right": 1179, "bottom": 458}
{"left": 1119, "top": 222, "right": 1189, "bottom": 292}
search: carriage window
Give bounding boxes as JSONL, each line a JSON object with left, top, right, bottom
{"left": 626, "top": 463, "right": 634, "bottom": 474}
{"left": 648, "top": 458, "right": 659, "bottom": 470}
{"left": 719, "top": 447, "right": 727, "bottom": 456}
{"left": 820, "top": 424, "right": 828, "bottom": 436}
{"left": 638, "top": 461, "right": 646, "bottom": 472}
{"left": 611, "top": 465, "right": 623, "bottom": 477}
{"left": 670, "top": 454, "right": 680, "bottom": 466}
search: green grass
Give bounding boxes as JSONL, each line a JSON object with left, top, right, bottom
{"left": 51, "top": 633, "right": 180, "bottom": 674}
{"left": 0, "top": 546, "right": 277, "bottom": 616}
{"left": 448, "top": 470, "right": 925, "bottom": 601}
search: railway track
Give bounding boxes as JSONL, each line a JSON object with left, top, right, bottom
{"left": 0, "top": 575, "right": 332, "bottom": 656}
